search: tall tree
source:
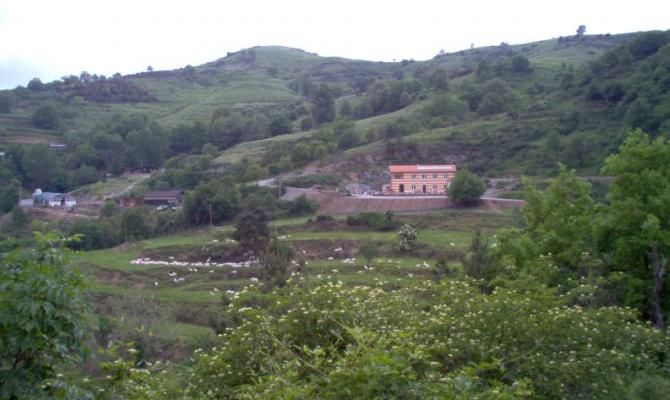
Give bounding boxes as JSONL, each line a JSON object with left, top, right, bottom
{"left": 123, "top": 123, "right": 168, "bottom": 169}
{"left": 21, "top": 145, "right": 58, "bottom": 188}
{"left": 233, "top": 204, "right": 271, "bottom": 255}
{"left": 183, "top": 180, "right": 240, "bottom": 226}
{"left": 576, "top": 25, "right": 586, "bottom": 37}
{"left": 522, "top": 166, "right": 596, "bottom": 272}
{"left": 311, "top": 84, "right": 335, "bottom": 125}
{"left": 599, "top": 130, "right": 670, "bottom": 329}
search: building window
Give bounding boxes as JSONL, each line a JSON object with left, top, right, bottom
{"left": 421, "top": 174, "right": 427, "bottom": 179}
{"left": 411, "top": 174, "right": 416, "bottom": 179}
{"left": 433, "top": 173, "right": 437, "bottom": 178}
{"left": 433, "top": 184, "right": 437, "bottom": 190}
{"left": 394, "top": 174, "right": 402, "bottom": 179}
{"left": 411, "top": 184, "right": 416, "bottom": 190}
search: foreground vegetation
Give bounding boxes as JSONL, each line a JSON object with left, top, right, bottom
{"left": 1, "top": 130, "right": 669, "bottom": 399}
{"left": 2, "top": 27, "right": 670, "bottom": 399}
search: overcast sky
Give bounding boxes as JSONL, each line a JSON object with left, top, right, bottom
{"left": 0, "top": 0, "right": 668, "bottom": 89}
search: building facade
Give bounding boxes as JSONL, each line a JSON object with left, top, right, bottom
{"left": 143, "top": 190, "right": 184, "bottom": 207}
{"left": 386, "top": 165, "right": 457, "bottom": 194}
{"left": 32, "top": 189, "right": 77, "bottom": 208}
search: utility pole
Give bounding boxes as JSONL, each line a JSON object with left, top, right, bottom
{"left": 209, "top": 203, "right": 213, "bottom": 226}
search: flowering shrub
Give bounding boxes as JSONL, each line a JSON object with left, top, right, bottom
{"left": 104, "top": 277, "right": 670, "bottom": 399}
{"left": 396, "top": 224, "right": 418, "bottom": 252}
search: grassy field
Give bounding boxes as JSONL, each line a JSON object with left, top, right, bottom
{"left": 73, "top": 173, "right": 151, "bottom": 197}
{"left": 74, "top": 207, "right": 512, "bottom": 358}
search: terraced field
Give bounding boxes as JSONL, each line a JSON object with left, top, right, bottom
{"left": 75, "top": 208, "right": 513, "bottom": 356}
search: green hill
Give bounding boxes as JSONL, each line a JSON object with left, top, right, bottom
{"left": 0, "top": 30, "right": 669, "bottom": 201}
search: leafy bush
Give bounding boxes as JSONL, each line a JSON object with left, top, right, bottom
{"left": 0, "top": 233, "right": 89, "bottom": 398}
{"left": 31, "top": 104, "right": 60, "bottom": 129}
{"left": 286, "top": 194, "right": 318, "bottom": 216}
{"left": 448, "top": 170, "right": 486, "bottom": 205}
{"left": 346, "top": 211, "right": 395, "bottom": 231}
{"left": 101, "top": 279, "right": 670, "bottom": 399}
{"left": 396, "top": 223, "right": 417, "bottom": 251}
{"left": 282, "top": 174, "right": 341, "bottom": 188}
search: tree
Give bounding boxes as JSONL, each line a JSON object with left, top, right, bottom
{"left": 11, "top": 206, "right": 27, "bottom": 228}
{"left": 260, "top": 238, "right": 294, "bottom": 291}
{"left": 628, "top": 31, "right": 669, "bottom": 59}
{"left": 576, "top": 25, "right": 586, "bottom": 37}
{"left": 202, "top": 143, "right": 218, "bottom": 157}
{"left": 476, "top": 60, "right": 492, "bottom": 81}
{"left": 291, "top": 142, "right": 313, "bottom": 164}
{"left": 564, "top": 132, "right": 595, "bottom": 168}
{"left": 100, "top": 200, "right": 120, "bottom": 217}
{"left": 183, "top": 181, "right": 240, "bottom": 226}
{"left": 27, "top": 78, "right": 44, "bottom": 91}
{"left": 0, "top": 93, "right": 13, "bottom": 113}
{"left": 300, "top": 116, "right": 313, "bottom": 131}
{"left": 91, "top": 133, "right": 124, "bottom": 172}
{"left": 242, "top": 163, "right": 269, "bottom": 183}
{"left": 21, "top": 144, "right": 59, "bottom": 188}
{"left": 358, "top": 241, "right": 377, "bottom": 267}
{"left": 0, "top": 180, "right": 20, "bottom": 214}
{"left": 510, "top": 54, "right": 532, "bottom": 73}
{"left": 599, "top": 130, "right": 670, "bottom": 329}
{"left": 447, "top": 170, "right": 486, "bottom": 205}
{"left": 288, "top": 194, "right": 318, "bottom": 216}
{"left": 428, "top": 68, "right": 449, "bottom": 91}
{"left": 121, "top": 208, "right": 151, "bottom": 241}
{"left": 0, "top": 233, "right": 88, "bottom": 398}
{"left": 31, "top": 104, "right": 60, "bottom": 129}
{"left": 476, "top": 78, "right": 516, "bottom": 116}
{"left": 72, "top": 164, "right": 98, "bottom": 186}
{"left": 233, "top": 204, "right": 271, "bottom": 255}
{"left": 463, "top": 230, "right": 495, "bottom": 280}
{"left": 311, "top": 84, "right": 335, "bottom": 125}
{"left": 542, "top": 130, "right": 562, "bottom": 167}
{"left": 124, "top": 123, "right": 168, "bottom": 169}
{"left": 422, "top": 94, "right": 467, "bottom": 122}
{"left": 170, "top": 122, "right": 207, "bottom": 154}
{"left": 335, "top": 119, "right": 360, "bottom": 149}
{"left": 209, "top": 112, "right": 247, "bottom": 149}
{"left": 396, "top": 224, "right": 417, "bottom": 252}
{"left": 339, "top": 100, "right": 353, "bottom": 118}
{"left": 269, "top": 114, "right": 292, "bottom": 136}
{"left": 520, "top": 166, "right": 597, "bottom": 273}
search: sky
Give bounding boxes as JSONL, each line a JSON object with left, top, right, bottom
{"left": 0, "top": 0, "right": 668, "bottom": 89}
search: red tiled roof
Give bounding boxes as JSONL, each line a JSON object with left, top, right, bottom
{"left": 389, "top": 165, "right": 456, "bottom": 173}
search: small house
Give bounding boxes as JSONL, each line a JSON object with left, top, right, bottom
{"left": 387, "top": 165, "right": 457, "bottom": 194}
{"left": 143, "top": 190, "right": 184, "bottom": 207}
{"left": 32, "top": 189, "right": 76, "bottom": 208}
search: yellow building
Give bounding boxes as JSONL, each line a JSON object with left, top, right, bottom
{"left": 387, "top": 165, "right": 457, "bottom": 194}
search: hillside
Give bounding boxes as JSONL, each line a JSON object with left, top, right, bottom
{"left": 0, "top": 30, "right": 669, "bottom": 203}
{"left": 4, "top": 29, "right": 670, "bottom": 399}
